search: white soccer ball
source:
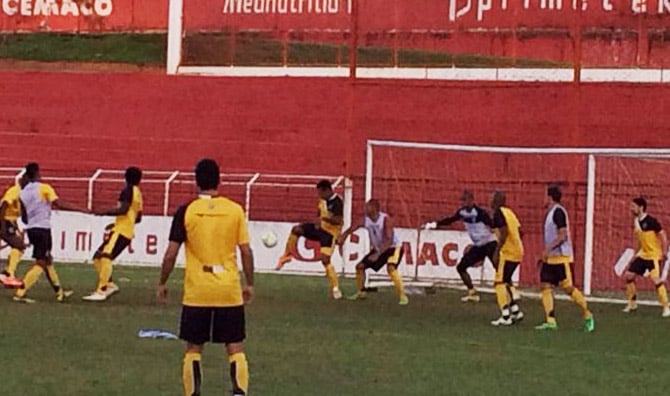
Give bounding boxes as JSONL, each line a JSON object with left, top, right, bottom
{"left": 261, "top": 231, "right": 278, "bottom": 248}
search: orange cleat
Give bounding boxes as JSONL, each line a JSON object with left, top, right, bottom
{"left": 276, "top": 254, "right": 293, "bottom": 271}
{"left": 0, "top": 273, "right": 24, "bottom": 289}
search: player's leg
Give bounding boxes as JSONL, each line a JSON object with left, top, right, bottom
{"left": 386, "top": 248, "right": 407, "bottom": 305}
{"left": 179, "top": 306, "right": 211, "bottom": 396}
{"left": 321, "top": 253, "right": 341, "bottom": 299}
{"left": 227, "top": 342, "right": 249, "bottom": 396}
{"left": 14, "top": 229, "right": 47, "bottom": 302}
{"left": 348, "top": 260, "right": 368, "bottom": 300}
{"left": 648, "top": 261, "right": 670, "bottom": 317}
{"left": 0, "top": 223, "right": 25, "bottom": 287}
{"left": 558, "top": 263, "right": 594, "bottom": 332}
{"left": 622, "top": 260, "right": 642, "bottom": 312}
{"left": 535, "top": 262, "right": 558, "bottom": 330}
{"left": 503, "top": 262, "right": 523, "bottom": 322}
{"left": 277, "top": 224, "right": 308, "bottom": 269}
{"left": 214, "top": 306, "right": 248, "bottom": 396}
{"left": 491, "top": 257, "right": 512, "bottom": 326}
{"left": 457, "top": 246, "right": 482, "bottom": 302}
{"left": 84, "top": 233, "right": 128, "bottom": 301}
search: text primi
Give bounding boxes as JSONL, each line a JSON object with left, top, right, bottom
{"left": 223, "top": 0, "right": 352, "bottom": 14}
{"left": 1, "top": 0, "right": 112, "bottom": 17}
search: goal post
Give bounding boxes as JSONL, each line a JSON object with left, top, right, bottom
{"left": 365, "top": 139, "right": 670, "bottom": 296}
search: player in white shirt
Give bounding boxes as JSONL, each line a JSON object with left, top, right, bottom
{"left": 338, "top": 199, "right": 408, "bottom": 305}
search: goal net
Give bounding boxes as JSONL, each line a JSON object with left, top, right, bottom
{"left": 365, "top": 140, "right": 670, "bottom": 297}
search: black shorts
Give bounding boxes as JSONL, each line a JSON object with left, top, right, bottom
{"left": 494, "top": 258, "right": 519, "bottom": 284}
{"left": 361, "top": 247, "right": 402, "bottom": 272}
{"left": 629, "top": 258, "right": 661, "bottom": 277}
{"left": 540, "top": 262, "right": 573, "bottom": 287}
{"left": 301, "top": 223, "right": 335, "bottom": 255}
{"left": 1, "top": 220, "right": 23, "bottom": 250}
{"left": 459, "top": 241, "right": 497, "bottom": 268}
{"left": 27, "top": 228, "right": 52, "bottom": 260}
{"left": 94, "top": 230, "right": 131, "bottom": 260}
{"left": 179, "top": 305, "right": 246, "bottom": 345}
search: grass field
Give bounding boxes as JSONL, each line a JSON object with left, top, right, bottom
{"left": 0, "top": 33, "right": 567, "bottom": 68}
{"left": 0, "top": 263, "right": 668, "bottom": 396}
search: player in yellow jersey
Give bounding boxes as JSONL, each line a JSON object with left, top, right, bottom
{"left": 158, "top": 159, "right": 254, "bottom": 396}
{"left": 622, "top": 197, "right": 670, "bottom": 317}
{"left": 276, "top": 180, "right": 344, "bottom": 299}
{"left": 490, "top": 191, "right": 524, "bottom": 326}
{"left": 0, "top": 177, "right": 27, "bottom": 288}
{"left": 83, "top": 167, "right": 143, "bottom": 302}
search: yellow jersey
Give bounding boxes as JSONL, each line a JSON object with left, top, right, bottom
{"left": 169, "top": 195, "right": 250, "bottom": 307}
{"left": 318, "top": 194, "right": 343, "bottom": 237}
{"left": 1, "top": 184, "right": 21, "bottom": 222}
{"left": 635, "top": 214, "right": 663, "bottom": 261}
{"left": 114, "top": 185, "right": 143, "bottom": 239}
{"left": 492, "top": 206, "right": 524, "bottom": 262}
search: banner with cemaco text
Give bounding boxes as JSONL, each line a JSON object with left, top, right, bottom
{"left": 4, "top": 211, "right": 508, "bottom": 283}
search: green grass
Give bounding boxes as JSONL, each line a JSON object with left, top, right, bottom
{"left": 0, "top": 263, "right": 666, "bottom": 396}
{"left": 0, "top": 33, "right": 567, "bottom": 68}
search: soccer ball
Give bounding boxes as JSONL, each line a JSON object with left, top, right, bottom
{"left": 261, "top": 231, "right": 278, "bottom": 248}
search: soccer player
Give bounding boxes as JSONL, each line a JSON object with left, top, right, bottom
{"left": 622, "top": 197, "right": 670, "bottom": 317}
{"left": 0, "top": 177, "right": 27, "bottom": 288}
{"left": 489, "top": 191, "right": 524, "bottom": 326}
{"left": 157, "top": 159, "right": 254, "bottom": 396}
{"left": 83, "top": 167, "right": 143, "bottom": 302}
{"left": 14, "top": 162, "right": 89, "bottom": 303}
{"left": 536, "top": 185, "right": 594, "bottom": 332}
{"left": 337, "top": 199, "right": 408, "bottom": 305}
{"left": 276, "top": 180, "right": 343, "bottom": 299}
{"left": 423, "top": 190, "right": 497, "bottom": 302}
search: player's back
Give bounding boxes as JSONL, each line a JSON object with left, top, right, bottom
{"left": 20, "top": 182, "right": 57, "bottom": 229}
{"left": 635, "top": 215, "right": 662, "bottom": 260}
{"left": 2, "top": 184, "right": 22, "bottom": 221}
{"left": 114, "top": 185, "right": 143, "bottom": 238}
{"left": 176, "top": 196, "right": 248, "bottom": 308}
{"left": 499, "top": 206, "right": 524, "bottom": 260}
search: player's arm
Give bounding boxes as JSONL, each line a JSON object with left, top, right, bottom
{"left": 427, "top": 210, "right": 461, "bottom": 230}
{"left": 136, "top": 212, "right": 143, "bottom": 224}
{"left": 379, "top": 215, "right": 395, "bottom": 253}
{"left": 542, "top": 208, "right": 568, "bottom": 259}
{"left": 96, "top": 187, "right": 132, "bottom": 216}
{"left": 157, "top": 206, "right": 186, "bottom": 303}
{"left": 321, "top": 198, "right": 344, "bottom": 226}
{"left": 652, "top": 218, "right": 667, "bottom": 260}
{"left": 238, "top": 211, "right": 255, "bottom": 304}
{"left": 491, "top": 209, "right": 507, "bottom": 265}
{"left": 44, "top": 185, "right": 88, "bottom": 213}
{"left": 337, "top": 220, "right": 364, "bottom": 245}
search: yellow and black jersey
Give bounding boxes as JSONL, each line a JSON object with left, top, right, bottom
{"left": 114, "top": 185, "right": 143, "bottom": 239}
{"left": 318, "top": 194, "right": 343, "bottom": 237}
{"left": 169, "top": 195, "right": 250, "bottom": 308}
{"left": 492, "top": 206, "right": 524, "bottom": 262}
{"left": 635, "top": 214, "right": 663, "bottom": 261}
{"left": 1, "top": 184, "right": 21, "bottom": 222}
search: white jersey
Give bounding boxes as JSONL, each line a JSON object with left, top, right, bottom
{"left": 20, "top": 181, "right": 59, "bottom": 230}
{"left": 365, "top": 212, "right": 398, "bottom": 252}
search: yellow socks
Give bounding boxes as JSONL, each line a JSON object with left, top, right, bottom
{"left": 570, "top": 288, "right": 592, "bottom": 319}
{"left": 626, "top": 281, "right": 637, "bottom": 305}
{"left": 541, "top": 288, "right": 556, "bottom": 324}
{"left": 388, "top": 267, "right": 405, "bottom": 298}
{"left": 495, "top": 283, "right": 510, "bottom": 310}
{"left": 656, "top": 283, "right": 669, "bottom": 309}
{"left": 325, "top": 264, "right": 339, "bottom": 290}
{"left": 44, "top": 265, "right": 63, "bottom": 293}
{"left": 284, "top": 234, "right": 298, "bottom": 256}
{"left": 229, "top": 352, "right": 249, "bottom": 395}
{"left": 355, "top": 268, "right": 365, "bottom": 292}
{"left": 182, "top": 352, "right": 202, "bottom": 396}
{"left": 6, "top": 248, "right": 23, "bottom": 277}
{"left": 16, "top": 265, "right": 43, "bottom": 297}
{"left": 97, "top": 257, "right": 113, "bottom": 293}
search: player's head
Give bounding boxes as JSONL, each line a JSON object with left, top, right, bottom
{"left": 546, "top": 185, "right": 562, "bottom": 206}
{"left": 25, "top": 162, "right": 40, "bottom": 182}
{"left": 491, "top": 190, "right": 506, "bottom": 209}
{"left": 461, "top": 190, "right": 474, "bottom": 208}
{"left": 195, "top": 159, "right": 220, "bottom": 192}
{"left": 365, "top": 199, "right": 381, "bottom": 218}
{"left": 316, "top": 180, "right": 333, "bottom": 200}
{"left": 632, "top": 197, "right": 647, "bottom": 216}
{"left": 125, "top": 166, "right": 142, "bottom": 186}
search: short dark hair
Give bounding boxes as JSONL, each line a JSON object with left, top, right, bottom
{"left": 316, "top": 180, "right": 332, "bottom": 191}
{"left": 461, "top": 190, "right": 474, "bottom": 200}
{"left": 25, "top": 162, "right": 39, "bottom": 180}
{"left": 125, "top": 167, "right": 142, "bottom": 186}
{"left": 195, "top": 159, "right": 220, "bottom": 191}
{"left": 547, "top": 185, "right": 562, "bottom": 202}
{"left": 492, "top": 190, "right": 506, "bottom": 206}
{"left": 366, "top": 199, "right": 380, "bottom": 210}
{"left": 633, "top": 197, "right": 647, "bottom": 211}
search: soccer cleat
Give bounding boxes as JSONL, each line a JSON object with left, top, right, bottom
{"left": 56, "top": 289, "right": 74, "bottom": 303}
{"left": 399, "top": 295, "right": 409, "bottom": 306}
{"left": 491, "top": 317, "right": 513, "bottom": 326}
{"left": 347, "top": 291, "right": 367, "bottom": 301}
{"left": 622, "top": 304, "right": 638, "bottom": 313}
{"left": 584, "top": 315, "right": 595, "bottom": 332}
{"left": 103, "top": 283, "right": 120, "bottom": 297}
{"left": 460, "top": 292, "right": 480, "bottom": 303}
{"left": 82, "top": 292, "right": 107, "bottom": 302}
{"left": 662, "top": 307, "right": 670, "bottom": 318}
{"left": 13, "top": 295, "right": 36, "bottom": 304}
{"left": 331, "top": 287, "right": 343, "bottom": 300}
{"left": 0, "top": 273, "right": 24, "bottom": 289}
{"left": 535, "top": 322, "right": 558, "bottom": 331}
{"left": 511, "top": 311, "right": 525, "bottom": 323}
{"left": 275, "top": 254, "right": 293, "bottom": 271}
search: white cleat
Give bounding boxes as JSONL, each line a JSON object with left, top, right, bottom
{"left": 662, "top": 307, "right": 670, "bottom": 318}
{"left": 511, "top": 311, "right": 525, "bottom": 323}
{"left": 622, "top": 304, "right": 638, "bottom": 313}
{"left": 82, "top": 292, "right": 108, "bottom": 302}
{"left": 491, "top": 317, "right": 513, "bottom": 326}
{"left": 104, "top": 283, "right": 120, "bottom": 298}
{"left": 460, "top": 293, "right": 480, "bottom": 303}
{"left": 332, "top": 287, "right": 343, "bottom": 300}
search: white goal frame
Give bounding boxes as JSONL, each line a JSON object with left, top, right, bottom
{"left": 365, "top": 139, "right": 670, "bottom": 295}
